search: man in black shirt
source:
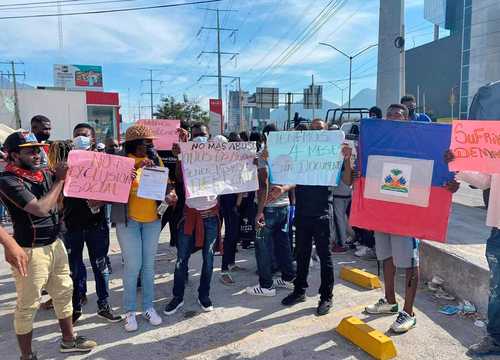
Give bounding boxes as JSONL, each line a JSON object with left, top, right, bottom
{"left": 64, "top": 123, "right": 121, "bottom": 324}
{"left": 0, "top": 132, "right": 97, "bottom": 359}
{"left": 281, "top": 119, "right": 352, "bottom": 316}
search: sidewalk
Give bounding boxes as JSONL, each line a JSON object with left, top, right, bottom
{"left": 0, "top": 227, "right": 485, "bottom": 360}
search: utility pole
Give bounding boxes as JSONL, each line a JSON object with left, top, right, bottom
{"left": 1, "top": 61, "right": 25, "bottom": 129}
{"left": 141, "top": 69, "right": 161, "bottom": 119}
{"left": 198, "top": 7, "right": 238, "bottom": 100}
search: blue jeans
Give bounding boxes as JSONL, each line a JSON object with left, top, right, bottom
{"left": 486, "top": 227, "right": 500, "bottom": 343}
{"left": 173, "top": 216, "right": 219, "bottom": 301}
{"left": 255, "top": 206, "right": 296, "bottom": 289}
{"left": 117, "top": 219, "right": 161, "bottom": 312}
{"left": 65, "top": 222, "right": 109, "bottom": 312}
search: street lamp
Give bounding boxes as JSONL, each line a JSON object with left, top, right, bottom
{"left": 319, "top": 42, "right": 377, "bottom": 111}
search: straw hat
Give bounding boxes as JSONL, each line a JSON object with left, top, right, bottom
{"left": 125, "top": 124, "right": 156, "bottom": 142}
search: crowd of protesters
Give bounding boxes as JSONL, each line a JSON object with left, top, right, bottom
{"left": 0, "top": 93, "right": 498, "bottom": 359}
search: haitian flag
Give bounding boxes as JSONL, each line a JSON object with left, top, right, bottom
{"left": 350, "top": 119, "right": 454, "bottom": 242}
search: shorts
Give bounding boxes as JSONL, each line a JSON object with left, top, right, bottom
{"left": 374, "top": 232, "right": 419, "bottom": 269}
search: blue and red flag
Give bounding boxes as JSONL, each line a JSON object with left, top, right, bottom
{"left": 350, "top": 119, "right": 454, "bottom": 242}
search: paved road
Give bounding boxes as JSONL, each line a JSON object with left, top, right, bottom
{"left": 0, "top": 228, "right": 486, "bottom": 360}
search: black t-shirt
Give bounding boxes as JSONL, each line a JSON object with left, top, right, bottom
{"left": 63, "top": 197, "right": 106, "bottom": 230}
{"left": 295, "top": 185, "right": 333, "bottom": 218}
{"left": 0, "top": 171, "right": 60, "bottom": 247}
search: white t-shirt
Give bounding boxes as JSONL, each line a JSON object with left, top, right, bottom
{"left": 186, "top": 195, "right": 218, "bottom": 211}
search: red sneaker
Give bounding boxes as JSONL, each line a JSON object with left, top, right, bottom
{"left": 332, "top": 245, "right": 348, "bottom": 254}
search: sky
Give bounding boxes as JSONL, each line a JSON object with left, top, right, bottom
{"left": 0, "top": 0, "right": 445, "bottom": 122}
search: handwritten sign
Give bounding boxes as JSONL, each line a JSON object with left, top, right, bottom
{"left": 179, "top": 141, "right": 258, "bottom": 199}
{"left": 64, "top": 150, "right": 135, "bottom": 203}
{"left": 136, "top": 119, "right": 180, "bottom": 150}
{"left": 449, "top": 120, "right": 500, "bottom": 173}
{"left": 267, "top": 130, "right": 345, "bottom": 186}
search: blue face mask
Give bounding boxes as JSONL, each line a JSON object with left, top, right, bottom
{"left": 192, "top": 136, "right": 208, "bottom": 144}
{"left": 73, "top": 136, "right": 91, "bottom": 150}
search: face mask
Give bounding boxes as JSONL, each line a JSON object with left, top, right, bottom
{"left": 192, "top": 136, "right": 208, "bottom": 144}
{"left": 73, "top": 136, "right": 91, "bottom": 150}
{"left": 35, "top": 133, "right": 50, "bottom": 142}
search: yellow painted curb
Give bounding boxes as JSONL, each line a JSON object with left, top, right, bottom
{"left": 340, "top": 266, "right": 382, "bottom": 289}
{"left": 336, "top": 316, "right": 397, "bottom": 360}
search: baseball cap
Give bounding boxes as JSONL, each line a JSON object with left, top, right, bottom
{"left": 96, "top": 142, "right": 105, "bottom": 150}
{"left": 3, "top": 132, "right": 44, "bottom": 154}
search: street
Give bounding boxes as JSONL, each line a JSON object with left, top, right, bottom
{"left": 0, "top": 221, "right": 488, "bottom": 360}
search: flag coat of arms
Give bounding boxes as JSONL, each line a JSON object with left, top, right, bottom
{"left": 350, "top": 119, "right": 454, "bottom": 242}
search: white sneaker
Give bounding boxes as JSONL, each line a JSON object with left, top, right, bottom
{"left": 390, "top": 311, "right": 416, "bottom": 333}
{"left": 246, "top": 285, "right": 276, "bottom": 297}
{"left": 143, "top": 308, "right": 162, "bottom": 326}
{"left": 365, "top": 298, "right": 399, "bottom": 315}
{"left": 273, "top": 278, "right": 294, "bottom": 289}
{"left": 354, "top": 246, "right": 368, "bottom": 257}
{"left": 124, "top": 312, "right": 138, "bottom": 332}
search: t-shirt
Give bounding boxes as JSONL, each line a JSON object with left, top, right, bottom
{"left": 0, "top": 170, "right": 60, "bottom": 247}
{"left": 295, "top": 185, "right": 332, "bottom": 218}
{"left": 410, "top": 113, "right": 432, "bottom": 122}
{"left": 127, "top": 154, "right": 161, "bottom": 223}
{"left": 186, "top": 195, "right": 218, "bottom": 211}
{"left": 63, "top": 197, "right": 106, "bottom": 231}
{"left": 257, "top": 156, "right": 290, "bottom": 208}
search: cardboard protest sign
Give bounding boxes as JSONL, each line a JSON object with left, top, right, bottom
{"left": 266, "top": 130, "right": 345, "bottom": 186}
{"left": 136, "top": 119, "right": 180, "bottom": 150}
{"left": 350, "top": 119, "right": 454, "bottom": 243}
{"left": 64, "top": 150, "right": 135, "bottom": 203}
{"left": 449, "top": 120, "right": 500, "bottom": 174}
{"left": 179, "top": 141, "right": 258, "bottom": 199}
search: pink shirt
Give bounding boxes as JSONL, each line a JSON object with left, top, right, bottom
{"left": 456, "top": 172, "right": 499, "bottom": 229}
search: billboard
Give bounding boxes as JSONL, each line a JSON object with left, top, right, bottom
{"left": 256, "top": 87, "right": 279, "bottom": 108}
{"left": 54, "top": 64, "right": 103, "bottom": 91}
{"left": 209, "top": 99, "right": 223, "bottom": 136}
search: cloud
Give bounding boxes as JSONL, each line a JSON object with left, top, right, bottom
{"left": 0, "top": 10, "right": 193, "bottom": 65}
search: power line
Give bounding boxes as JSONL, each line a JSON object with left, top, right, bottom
{"left": 0, "top": 0, "right": 141, "bottom": 12}
{"left": 0, "top": 0, "right": 86, "bottom": 7}
{"left": 0, "top": 0, "right": 222, "bottom": 19}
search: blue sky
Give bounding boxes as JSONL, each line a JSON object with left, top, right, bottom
{"left": 0, "top": 0, "right": 444, "bottom": 122}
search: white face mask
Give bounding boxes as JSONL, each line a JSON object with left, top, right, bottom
{"left": 192, "top": 136, "right": 208, "bottom": 144}
{"left": 73, "top": 136, "right": 91, "bottom": 150}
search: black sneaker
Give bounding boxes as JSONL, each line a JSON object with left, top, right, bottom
{"left": 198, "top": 297, "right": 214, "bottom": 312}
{"left": 164, "top": 297, "right": 184, "bottom": 316}
{"left": 467, "top": 336, "right": 500, "bottom": 356}
{"left": 281, "top": 292, "right": 306, "bottom": 306}
{"left": 317, "top": 299, "right": 332, "bottom": 316}
{"left": 60, "top": 336, "right": 97, "bottom": 353}
{"left": 97, "top": 305, "right": 123, "bottom": 323}
{"left": 72, "top": 310, "right": 82, "bottom": 324}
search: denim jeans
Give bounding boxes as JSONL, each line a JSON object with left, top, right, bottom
{"left": 173, "top": 216, "right": 218, "bottom": 301}
{"left": 65, "top": 222, "right": 110, "bottom": 312}
{"left": 486, "top": 227, "right": 500, "bottom": 343}
{"left": 117, "top": 219, "right": 161, "bottom": 312}
{"left": 220, "top": 194, "right": 240, "bottom": 271}
{"left": 294, "top": 216, "right": 334, "bottom": 301}
{"left": 255, "top": 206, "right": 296, "bottom": 289}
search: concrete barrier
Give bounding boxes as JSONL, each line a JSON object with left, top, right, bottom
{"left": 420, "top": 240, "right": 490, "bottom": 314}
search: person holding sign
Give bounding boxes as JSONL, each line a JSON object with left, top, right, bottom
{"left": 164, "top": 123, "right": 220, "bottom": 316}
{"left": 63, "top": 123, "right": 122, "bottom": 325}
{"left": 444, "top": 151, "right": 500, "bottom": 356}
{"left": 281, "top": 119, "right": 352, "bottom": 316}
{"left": 0, "top": 132, "right": 97, "bottom": 359}
{"left": 110, "top": 124, "right": 177, "bottom": 332}
{"left": 364, "top": 105, "right": 459, "bottom": 334}
{"left": 246, "top": 124, "right": 296, "bottom": 297}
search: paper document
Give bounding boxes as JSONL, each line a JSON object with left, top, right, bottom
{"left": 137, "top": 166, "right": 169, "bottom": 201}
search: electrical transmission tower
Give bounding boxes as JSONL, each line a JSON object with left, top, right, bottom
{"left": 141, "top": 69, "right": 162, "bottom": 119}
{"left": 198, "top": 8, "right": 238, "bottom": 100}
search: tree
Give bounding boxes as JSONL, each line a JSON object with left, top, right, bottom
{"left": 154, "top": 95, "right": 209, "bottom": 125}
